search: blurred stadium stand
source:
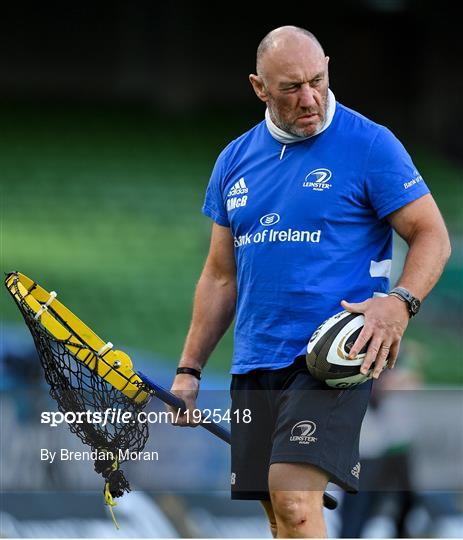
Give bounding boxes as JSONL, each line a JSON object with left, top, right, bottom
{"left": 1, "top": 1, "right": 462, "bottom": 538}
{"left": 1, "top": 492, "right": 178, "bottom": 538}
{"left": 0, "top": 1, "right": 461, "bottom": 160}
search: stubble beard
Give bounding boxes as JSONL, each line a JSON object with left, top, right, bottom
{"left": 268, "top": 87, "right": 329, "bottom": 137}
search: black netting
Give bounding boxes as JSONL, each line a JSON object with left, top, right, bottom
{"left": 6, "top": 273, "right": 150, "bottom": 498}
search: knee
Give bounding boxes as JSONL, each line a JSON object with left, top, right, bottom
{"left": 271, "top": 491, "right": 322, "bottom": 532}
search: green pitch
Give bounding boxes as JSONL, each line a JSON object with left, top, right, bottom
{"left": 1, "top": 103, "right": 461, "bottom": 384}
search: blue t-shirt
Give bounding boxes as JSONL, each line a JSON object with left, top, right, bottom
{"left": 202, "top": 103, "right": 429, "bottom": 374}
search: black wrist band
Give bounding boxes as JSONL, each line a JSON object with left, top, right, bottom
{"left": 176, "top": 367, "right": 202, "bottom": 380}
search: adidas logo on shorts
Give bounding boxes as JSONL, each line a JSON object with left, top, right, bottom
{"left": 351, "top": 462, "right": 361, "bottom": 479}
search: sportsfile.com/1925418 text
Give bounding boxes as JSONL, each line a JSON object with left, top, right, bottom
{"left": 40, "top": 408, "right": 252, "bottom": 427}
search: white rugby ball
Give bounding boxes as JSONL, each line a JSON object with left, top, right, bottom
{"left": 306, "top": 310, "right": 381, "bottom": 388}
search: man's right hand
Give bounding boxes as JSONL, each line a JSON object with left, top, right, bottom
{"left": 168, "top": 373, "right": 201, "bottom": 427}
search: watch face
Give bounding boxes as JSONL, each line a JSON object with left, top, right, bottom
{"left": 411, "top": 298, "right": 421, "bottom": 314}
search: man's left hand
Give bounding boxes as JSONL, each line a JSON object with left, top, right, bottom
{"left": 340, "top": 296, "right": 410, "bottom": 378}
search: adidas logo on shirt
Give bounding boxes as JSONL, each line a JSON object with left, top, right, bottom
{"left": 227, "top": 177, "right": 249, "bottom": 212}
{"left": 227, "top": 177, "right": 248, "bottom": 197}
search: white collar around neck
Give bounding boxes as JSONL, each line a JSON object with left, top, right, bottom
{"left": 265, "top": 88, "right": 336, "bottom": 144}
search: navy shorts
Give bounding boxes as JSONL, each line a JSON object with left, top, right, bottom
{"left": 230, "top": 356, "right": 372, "bottom": 500}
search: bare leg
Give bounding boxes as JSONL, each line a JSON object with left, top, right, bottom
{"left": 261, "top": 500, "right": 278, "bottom": 538}
{"left": 269, "top": 463, "right": 329, "bottom": 538}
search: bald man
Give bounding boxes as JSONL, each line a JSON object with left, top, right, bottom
{"left": 170, "top": 26, "right": 450, "bottom": 537}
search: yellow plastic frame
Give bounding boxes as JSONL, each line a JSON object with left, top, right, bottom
{"left": 5, "top": 272, "right": 149, "bottom": 404}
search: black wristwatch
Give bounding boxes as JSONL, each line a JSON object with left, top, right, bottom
{"left": 388, "top": 287, "right": 421, "bottom": 317}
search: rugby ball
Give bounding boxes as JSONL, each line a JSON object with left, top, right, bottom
{"left": 306, "top": 310, "right": 380, "bottom": 388}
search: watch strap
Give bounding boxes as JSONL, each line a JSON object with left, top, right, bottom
{"left": 389, "top": 291, "right": 407, "bottom": 303}
{"left": 388, "top": 287, "right": 420, "bottom": 317}
{"left": 390, "top": 287, "right": 411, "bottom": 301}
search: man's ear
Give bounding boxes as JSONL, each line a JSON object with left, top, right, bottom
{"left": 249, "top": 74, "right": 269, "bottom": 103}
